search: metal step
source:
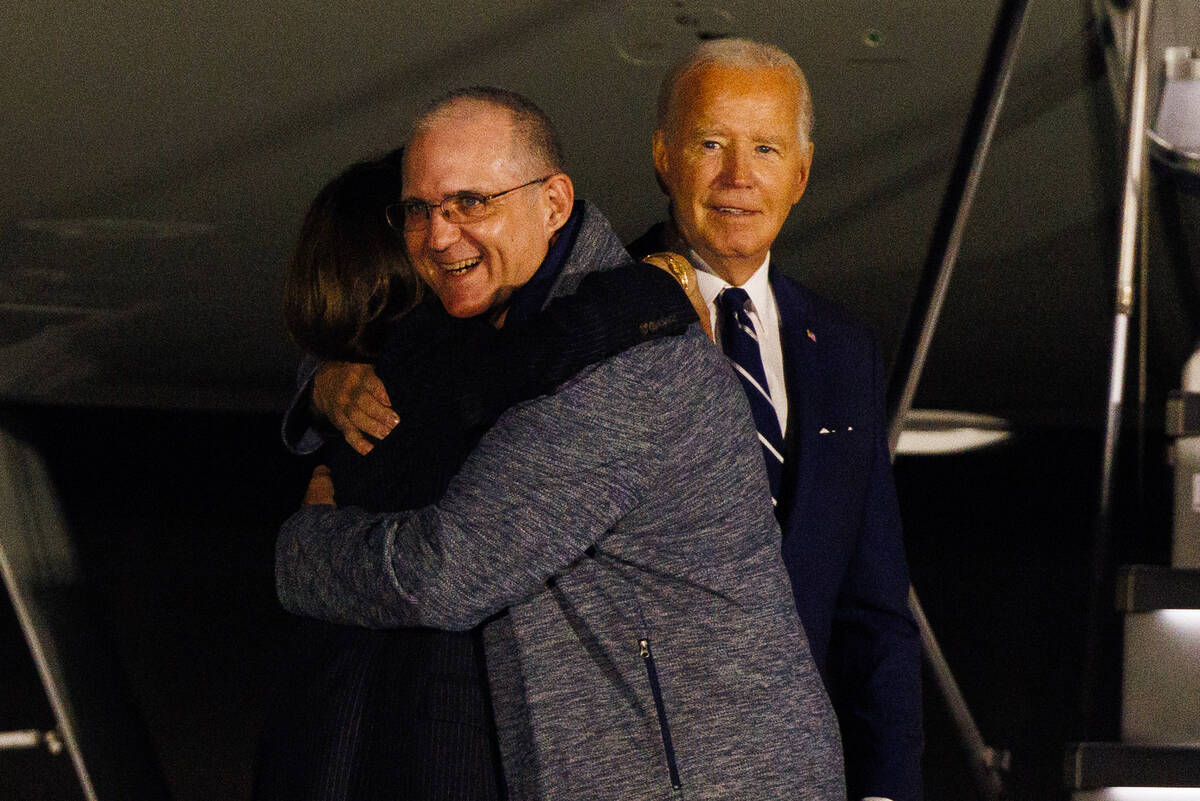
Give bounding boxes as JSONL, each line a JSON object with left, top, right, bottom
{"left": 1117, "top": 567, "right": 1200, "bottom": 744}
{"left": 1118, "top": 565, "right": 1200, "bottom": 611}
{"left": 1066, "top": 742, "right": 1200, "bottom": 790}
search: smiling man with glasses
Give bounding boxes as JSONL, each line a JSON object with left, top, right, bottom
{"left": 384, "top": 170, "right": 559, "bottom": 324}
{"left": 276, "top": 86, "right": 844, "bottom": 799}
{"left": 382, "top": 94, "right": 577, "bottom": 327}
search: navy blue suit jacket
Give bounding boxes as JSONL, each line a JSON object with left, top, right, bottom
{"left": 771, "top": 268, "right": 922, "bottom": 801}
{"left": 630, "top": 226, "right": 922, "bottom": 800}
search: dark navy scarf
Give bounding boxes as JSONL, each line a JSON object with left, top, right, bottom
{"left": 502, "top": 200, "right": 585, "bottom": 326}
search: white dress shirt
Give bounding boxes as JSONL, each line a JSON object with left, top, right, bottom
{"left": 690, "top": 251, "right": 789, "bottom": 437}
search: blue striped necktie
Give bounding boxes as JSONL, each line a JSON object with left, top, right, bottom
{"left": 717, "top": 287, "right": 784, "bottom": 506}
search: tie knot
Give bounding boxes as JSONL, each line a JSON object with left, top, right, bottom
{"left": 718, "top": 287, "right": 751, "bottom": 315}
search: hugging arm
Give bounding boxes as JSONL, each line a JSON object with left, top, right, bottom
{"left": 276, "top": 352, "right": 666, "bottom": 630}
{"left": 441, "top": 263, "right": 699, "bottom": 430}
{"left": 281, "top": 259, "right": 700, "bottom": 456}
{"left": 280, "top": 357, "right": 396, "bottom": 457}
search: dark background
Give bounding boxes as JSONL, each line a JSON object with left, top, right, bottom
{"left": 1, "top": 1, "right": 1196, "bottom": 797}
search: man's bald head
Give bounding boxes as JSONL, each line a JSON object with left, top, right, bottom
{"left": 411, "top": 86, "right": 566, "bottom": 178}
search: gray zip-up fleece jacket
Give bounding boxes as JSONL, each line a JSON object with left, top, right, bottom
{"left": 276, "top": 202, "right": 845, "bottom": 800}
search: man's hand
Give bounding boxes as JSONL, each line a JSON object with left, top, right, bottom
{"left": 312, "top": 361, "right": 399, "bottom": 455}
{"left": 302, "top": 465, "right": 336, "bottom": 507}
{"left": 642, "top": 252, "right": 714, "bottom": 342}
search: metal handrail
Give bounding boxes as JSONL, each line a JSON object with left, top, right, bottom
{"left": 1082, "top": 0, "right": 1155, "bottom": 742}
{"left": 883, "top": 0, "right": 1033, "bottom": 797}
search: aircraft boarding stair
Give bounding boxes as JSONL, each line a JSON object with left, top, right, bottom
{"left": 1066, "top": 1, "right": 1200, "bottom": 797}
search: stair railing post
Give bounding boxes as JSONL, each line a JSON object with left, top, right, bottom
{"left": 1081, "top": 0, "right": 1155, "bottom": 742}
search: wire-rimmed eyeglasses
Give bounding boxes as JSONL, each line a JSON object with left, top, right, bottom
{"left": 386, "top": 176, "right": 552, "bottom": 231}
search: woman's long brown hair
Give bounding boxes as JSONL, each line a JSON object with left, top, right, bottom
{"left": 282, "top": 151, "right": 423, "bottom": 362}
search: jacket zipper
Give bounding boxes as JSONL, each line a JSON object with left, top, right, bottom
{"left": 639, "top": 637, "right": 682, "bottom": 791}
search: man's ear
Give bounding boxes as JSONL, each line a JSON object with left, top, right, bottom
{"left": 791, "top": 140, "right": 814, "bottom": 205}
{"left": 542, "top": 173, "right": 575, "bottom": 233}
{"left": 652, "top": 130, "right": 671, "bottom": 187}
{"left": 651, "top": 130, "right": 673, "bottom": 196}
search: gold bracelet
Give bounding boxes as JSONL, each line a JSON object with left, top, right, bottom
{"left": 642, "top": 251, "right": 691, "bottom": 292}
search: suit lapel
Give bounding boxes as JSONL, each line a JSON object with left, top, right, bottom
{"left": 771, "top": 268, "right": 820, "bottom": 538}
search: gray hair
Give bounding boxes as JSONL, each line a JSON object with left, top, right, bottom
{"left": 410, "top": 86, "right": 566, "bottom": 176}
{"left": 656, "top": 38, "right": 813, "bottom": 144}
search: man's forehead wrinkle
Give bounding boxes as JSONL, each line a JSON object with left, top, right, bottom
{"left": 693, "top": 122, "right": 786, "bottom": 139}
{"left": 402, "top": 110, "right": 525, "bottom": 200}
{"left": 677, "top": 64, "right": 802, "bottom": 113}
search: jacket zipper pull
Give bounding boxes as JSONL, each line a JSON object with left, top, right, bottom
{"left": 639, "top": 636, "right": 683, "bottom": 792}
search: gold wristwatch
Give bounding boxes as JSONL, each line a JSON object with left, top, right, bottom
{"left": 642, "top": 251, "right": 692, "bottom": 292}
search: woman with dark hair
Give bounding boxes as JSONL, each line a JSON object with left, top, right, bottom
{"left": 282, "top": 151, "right": 423, "bottom": 364}
{"left": 256, "top": 153, "right": 704, "bottom": 801}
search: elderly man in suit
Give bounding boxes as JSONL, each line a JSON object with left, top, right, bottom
{"left": 627, "top": 38, "right": 923, "bottom": 801}
{"left": 276, "top": 87, "right": 844, "bottom": 800}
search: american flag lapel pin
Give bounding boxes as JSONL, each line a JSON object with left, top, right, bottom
{"left": 806, "top": 328, "right": 817, "bottom": 343}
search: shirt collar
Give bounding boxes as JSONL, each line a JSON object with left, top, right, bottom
{"left": 690, "top": 250, "right": 773, "bottom": 314}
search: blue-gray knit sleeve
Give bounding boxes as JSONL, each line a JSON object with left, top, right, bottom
{"left": 280, "top": 354, "right": 326, "bottom": 455}
{"left": 275, "top": 337, "right": 691, "bottom": 629}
